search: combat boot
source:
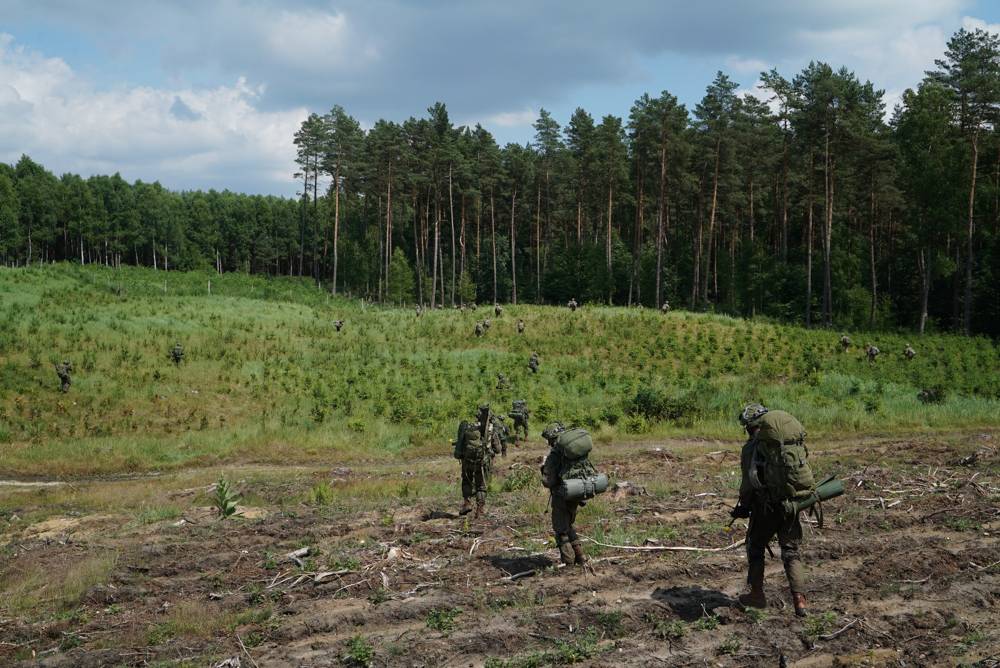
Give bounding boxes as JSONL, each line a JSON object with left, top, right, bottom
{"left": 556, "top": 536, "right": 575, "bottom": 565}
{"left": 738, "top": 564, "right": 767, "bottom": 609}
{"left": 571, "top": 541, "right": 587, "bottom": 566}
{"left": 792, "top": 592, "right": 808, "bottom": 617}
{"left": 459, "top": 498, "right": 473, "bottom": 515}
{"left": 473, "top": 500, "right": 485, "bottom": 519}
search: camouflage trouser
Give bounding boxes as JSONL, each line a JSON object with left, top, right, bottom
{"left": 58, "top": 375, "right": 71, "bottom": 392}
{"left": 551, "top": 495, "right": 582, "bottom": 563}
{"left": 512, "top": 414, "right": 529, "bottom": 439}
{"left": 747, "top": 502, "right": 806, "bottom": 593}
{"left": 461, "top": 456, "right": 492, "bottom": 504}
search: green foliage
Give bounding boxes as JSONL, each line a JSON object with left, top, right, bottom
{"left": 212, "top": 477, "right": 241, "bottom": 519}
{"left": 803, "top": 611, "right": 838, "bottom": 638}
{"left": 425, "top": 607, "right": 461, "bottom": 633}
{"left": 500, "top": 467, "right": 537, "bottom": 492}
{"left": 692, "top": 614, "right": 719, "bottom": 631}
{"left": 342, "top": 635, "right": 375, "bottom": 667}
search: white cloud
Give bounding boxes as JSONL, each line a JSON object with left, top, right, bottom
{"left": 0, "top": 34, "right": 306, "bottom": 194}
{"left": 480, "top": 109, "right": 537, "bottom": 128}
{"left": 962, "top": 16, "right": 1000, "bottom": 34}
{"left": 725, "top": 56, "right": 770, "bottom": 75}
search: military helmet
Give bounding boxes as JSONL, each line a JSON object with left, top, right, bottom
{"left": 541, "top": 422, "right": 565, "bottom": 441}
{"left": 738, "top": 403, "right": 768, "bottom": 426}
{"left": 478, "top": 402, "right": 490, "bottom": 412}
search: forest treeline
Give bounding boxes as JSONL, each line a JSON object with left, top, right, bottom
{"left": 1, "top": 28, "right": 999, "bottom": 336}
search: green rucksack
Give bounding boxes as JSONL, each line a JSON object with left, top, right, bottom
{"left": 454, "top": 421, "right": 488, "bottom": 462}
{"left": 751, "top": 410, "right": 814, "bottom": 503}
{"left": 555, "top": 428, "right": 597, "bottom": 480}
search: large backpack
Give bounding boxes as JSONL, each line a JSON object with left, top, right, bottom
{"left": 751, "top": 410, "right": 814, "bottom": 503}
{"left": 511, "top": 400, "right": 527, "bottom": 417}
{"left": 455, "top": 421, "right": 488, "bottom": 462}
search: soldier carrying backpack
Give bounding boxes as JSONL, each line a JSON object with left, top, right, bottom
{"left": 540, "top": 423, "right": 608, "bottom": 566}
{"left": 732, "top": 403, "right": 843, "bottom": 617}
{"left": 510, "top": 400, "right": 530, "bottom": 442}
{"left": 453, "top": 404, "right": 502, "bottom": 518}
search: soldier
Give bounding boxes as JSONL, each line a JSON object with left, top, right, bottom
{"left": 491, "top": 412, "right": 512, "bottom": 457}
{"left": 517, "top": 319, "right": 525, "bottom": 334}
{"left": 660, "top": 300, "right": 670, "bottom": 314}
{"left": 334, "top": 320, "right": 344, "bottom": 332}
{"left": 510, "top": 400, "right": 530, "bottom": 442}
{"left": 470, "top": 302, "right": 478, "bottom": 311}
{"left": 540, "top": 423, "right": 592, "bottom": 566}
{"left": 865, "top": 343, "right": 880, "bottom": 364}
{"left": 55, "top": 360, "right": 73, "bottom": 393}
{"left": 453, "top": 403, "right": 502, "bottom": 518}
{"left": 528, "top": 351, "right": 539, "bottom": 374}
{"left": 733, "top": 403, "right": 810, "bottom": 617}
{"left": 483, "top": 318, "right": 492, "bottom": 330}
{"left": 170, "top": 342, "right": 184, "bottom": 366}
{"left": 415, "top": 304, "right": 423, "bottom": 317}
{"left": 496, "top": 372, "right": 509, "bottom": 390}
{"left": 494, "top": 304, "right": 503, "bottom": 317}
{"left": 903, "top": 343, "right": 916, "bottom": 360}
{"left": 567, "top": 298, "right": 578, "bottom": 312}
{"left": 475, "top": 322, "right": 484, "bottom": 337}
{"left": 839, "top": 334, "right": 851, "bottom": 352}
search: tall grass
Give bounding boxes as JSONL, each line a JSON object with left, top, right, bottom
{"left": 1, "top": 263, "right": 997, "bottom": 476}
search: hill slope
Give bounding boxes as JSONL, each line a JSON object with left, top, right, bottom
{"left": 1, "top": 263, "right": 998, "bottom": 477}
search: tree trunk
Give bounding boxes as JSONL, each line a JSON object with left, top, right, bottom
{"left": 655, "top": 141, "right": 667, "bottom": 308}
{"left": 490, "top": 188, "right": 498, "bottom": 304}
{"left": 449, "top": 164, "right": 456, "bottom": 307}
{"left": 332, "top": 163, "right": 340, "bottom": 294}
{"left": 692, "top": 173, "right": 704, "bottom": 306}
{"left": 510, "top": 187, "right": 518, "bottom": 304}
{"left": 536, "top": 182, "right": 542, "bottom": 302}
{"left": 385, "top": 161, "right": 392, "bottom": 301}
{"left": 963, "top": 131, "right": 978, "bottom": 335}
{"left": 869, "top": 181, "right": 877, "bottom": 328}
{"left": 432, "top": 193, "right": 440, "bottom": 307}
{"left": 703, "top": 137, "right": 721, "bottom": 306}
{"left": 606, "top": 179, "right": 613, "bottom": 304}
{"left": 823, "top": 130, "right": 834, "bottom": 327}
{"left": 806, "top": 153, "right": 814, "bottom": 328}
{"left": 414, "top": 192, "right": 423, "bottom": 306}
{"left": 918, "top": 246, "right": 931, "bottom": 335}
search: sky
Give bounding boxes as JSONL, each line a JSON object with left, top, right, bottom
{"left": 2, "top": 0, "right": 1000, "bottom": 197}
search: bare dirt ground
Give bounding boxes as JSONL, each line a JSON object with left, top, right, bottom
{"left": 1, "top": 431, "right": 998, "bottom": 667}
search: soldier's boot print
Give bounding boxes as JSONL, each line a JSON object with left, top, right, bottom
{"left": 459, "top": 498, "right": 473, "bottom": 515}
{"left": 571, "top": 541, "right": 587, "bottom": 566}
{"left": 791, "top": 591, "right": 808, "bottom": 618}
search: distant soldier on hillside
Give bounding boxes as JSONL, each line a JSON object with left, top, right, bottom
{"left": 865, "top": 343, "right": 880, "bottom": 364}
{"left": 55, "top": 361, "right": 73, "bottom": 393}
{"left": 475, "top": 322, "right": 484, "bottom": 337}
{"left": 415, "top": 304, "right": 423, "bottom": 317}
{"left": 661, "top": 300, "right": 670, "bottom": 314}
{"left": 496, "top": 372, "right": 510, "bottom": 390}
{"left": 528, "top": 351, "right": 540, "bottom": 374}
{"left": 840, "top": 335, "right": 851, "bottom": 352}
{"left": 510, "top": 400, "right": 530, "bottom": 441}
{"left": 568, "top": 298, "right": 578, "bottom": 312}
{"left": 334, "top": 320, "right": 344, "bottom": 332}
{"left": 483, "top": 319, "right": 492, "bottom": 330}
{"left": 517, "top": 319, "right": 525, "bottom": 334}
{"left": 491, "top": 412, "right": 512, "bottom": 457}
{"left": 170, "top": 343, "right": 184, "bottom": 366}
{"left": 495, "top": 304, "right": 503, "bottom": 317}
{"left": 903, "top": 343, "right": 916, "bottom": 360}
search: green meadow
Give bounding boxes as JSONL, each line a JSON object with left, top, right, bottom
{"left": 1, "top": 263, "right": 997, "bottom": 477}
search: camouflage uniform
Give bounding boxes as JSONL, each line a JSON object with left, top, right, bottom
{"left": 334, "top": 320, "right": 344, "bottom": 332}
{"left": 483, "top": 319, "right": 492, "bottom": 330}
{"left": 454, "top": 405, "right": 502, "bottom": 517}
{"left": 865, "top": 344, "right": 880, "bottom": 364}
{"left": 568, "top": 298, "right": 578, "bottom": 312}
{"left": 528, "top": 352, "right": 539, "bottom": 374}
{"left": 490, "top": 413, "right": 512, "bottom": 457}
{"left": 496, "top": 372, "right": 509, "bottom": 390}
{"left": 415, "top": 304, "right": 423, "bottom": 317}
{"left": 510, "top": 400, "right": 529, "bottom": 441}
{"left": 516, "top": 319, "right": 525, "bottom": 334}
{"left": 660, "top": 301, "right": 670, "bottom": 313}
{"left": 494, "top": 304, "right": 503, "bottom": 317}
{"left": 839, "top": 335, "right": 851, "bottom": 352}
{"left": 735, "top": 404, "right": 808, "bottom": 616}
{"left": 475, "top": 322, "right": 484, "bottom": 337}
{"left": 903, "top": 344, "right": 916, "bottom": 360}
{"left": 170, "top": 343, "right": 184, "bottom": 366}
{"left": 541, "top": 423, "right": 587, "bottom": 566}
{"left": 55, "top": 361, "right": 73, "bottom": 393}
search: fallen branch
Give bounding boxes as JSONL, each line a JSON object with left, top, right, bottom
{"left": 236, "top": 633, "right": 260, "bottom": 668}
{"left": 579, "top": 536, "right": 745, "bottom": 553}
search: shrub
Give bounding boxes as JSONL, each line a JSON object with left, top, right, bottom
{"left": 213, "top": 477, "right": 241, "bottom": 519}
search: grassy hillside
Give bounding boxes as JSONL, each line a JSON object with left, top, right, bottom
{"left": 1, "top": 263, "right": 997, "bottom": 477}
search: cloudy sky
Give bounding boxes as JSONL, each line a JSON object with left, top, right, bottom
{"left": 2, "top": 0, "right": 1000, "bottom": 196}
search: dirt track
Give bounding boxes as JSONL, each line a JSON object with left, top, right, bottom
{"left": 1, "top": 432, "right": 998, "bottom": 667}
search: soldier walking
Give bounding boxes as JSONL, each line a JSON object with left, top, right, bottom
{"left": 541, "top": 423, "right": 600, "bottom": 566}
{"left": 516, "top": 319, "right": 525, "bottom": 334}
{"left": 170, "top": 342, "right": 184, "bottom": 366}
{"left": 475, "top": 322, "right": 484, "bottom": 337}
{"left": 55, "top": 361, "right": 73, "bottom": 393}
{"left": 733, "top": 403, "right": 811, "bottom": 617}
{"left": 453, "top": 404, "right": 502, "bottom": 518}
{"left": 567, "top": 298, "right": 578, "bottom": 312}
{"left": 865, "top": 343, "right": 880, "bottom": 364}
{"left": 528, "top": 351, "right": 539, "bottom": 374}
{"left": 494, "top": 304, "right": 503, "bottom": 317}
{"left": 660, "top": 300, "right": 670, "bottom": 314}
{"left": 839, "top": 335, "right": 851, "bottom": 352}
{"left": 334, "top": 320, "right": 344, "bottom": 332}
{"left": 903, "top": 343, "right": 916, "bottom": 360}
{"left": 510, "top": 400, "right": 530, "bottom": 442}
